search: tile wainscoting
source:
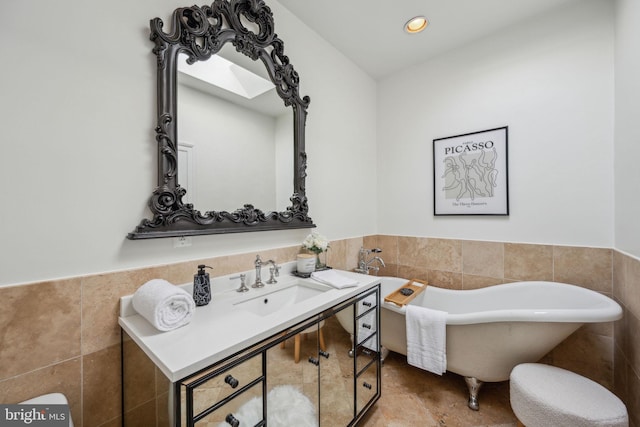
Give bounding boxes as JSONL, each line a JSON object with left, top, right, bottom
{"left": 0, "top": 235, "right": 637, "bottom": 426}
{"left": 614, "top": 250, "right": 640, "bottom": 427}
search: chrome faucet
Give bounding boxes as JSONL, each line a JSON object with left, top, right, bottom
{"left": 265, "top": 259, "right": 280, "bottom": 284}
{"left": 230, "top": 273, "right": 249, "bottom": 292}
{"left": 252, "top": 255, "right": 265, "bottom": 288}
{"left": 355, "top": 247, "right": 386, "bottom": 275}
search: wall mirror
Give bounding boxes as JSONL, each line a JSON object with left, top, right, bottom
{"left": 128, "top": 0, "right": 314, "bottom": 239}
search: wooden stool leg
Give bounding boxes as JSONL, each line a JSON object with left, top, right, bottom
{"left": 280, "top": 331, "right": 288, "bottom": 349}
{"left": 294, "top": 334, "right": 301, "bottom": 363}
{"left": 318, "top": 328, "right": 326, "bottom": 352}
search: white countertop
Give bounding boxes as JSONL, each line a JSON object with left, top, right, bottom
{"left": 119, "top": 265, "right": 380, "bottom": 382}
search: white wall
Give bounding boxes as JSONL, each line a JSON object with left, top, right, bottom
{"left": 0, "top": 0, "right": 378, "bottom": 286}
{"left": 377, "top": 0, "right": 615, "bottom": 247}
{"left": 614, "top": 0, "right": 640, "bottom": 259}
{"left": 3, "top": 0, "right": 627, "bottom": 287}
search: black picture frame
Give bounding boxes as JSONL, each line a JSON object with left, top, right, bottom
{"left": 433, "top": 126, "right": 509, "bottom": 216}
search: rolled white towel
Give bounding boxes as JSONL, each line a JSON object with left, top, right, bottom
{"left": 132, "top": 279, "right": 196, "bottom": 331}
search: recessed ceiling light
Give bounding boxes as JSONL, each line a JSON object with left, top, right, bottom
{"left": 405, "top": 16, "right": 428, "bottom": 34}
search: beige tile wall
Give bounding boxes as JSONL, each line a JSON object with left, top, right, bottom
{"left": 613, "top": 251, "right": 640, "bottom": 427}
{"left": 0, "top": 245, "right": 293, "bottom": 426}
{"left": 0, "top": 235, "right": 635, "bottom": 426}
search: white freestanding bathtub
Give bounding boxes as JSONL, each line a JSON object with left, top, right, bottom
{"left": 336, "top": 277, "right": 622, "bottom": 410}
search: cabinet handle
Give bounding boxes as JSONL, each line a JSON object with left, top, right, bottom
{"left": 362, "top": 323, "right": 372, "bottom": 329}
{"left": 319, "top": 350, "right": 330, "bottom": 359}
{"left": 362, "top": 301, "right": 372, "bottom": 307}
{"left": 308, "top": 357, "right": 319, "bottom": 366}
{"left": 362, "top": 382, "right": 372, "bottom": 390}
{"left": 224, "top": 374, "right": 239, "bottom": 389}
{"left": 225, "top": 414, "right": 240, "bottom": 427}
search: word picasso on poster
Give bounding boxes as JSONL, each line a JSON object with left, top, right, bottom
{"left": 433, "top": 127, "right": 509, "bottom": 215}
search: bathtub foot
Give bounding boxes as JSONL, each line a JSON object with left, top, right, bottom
{"left": 464, "top": 377, "right": 483, "bottom": 411}
{"left": 348, "top": 334, "right": 354, "bottom": 357}
{"left": 380, "top": 346, "right": 389, "bottom": 364}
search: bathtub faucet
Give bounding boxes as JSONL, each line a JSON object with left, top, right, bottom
{"left": 355, "top": 247, "right": 385, "bottom": 275}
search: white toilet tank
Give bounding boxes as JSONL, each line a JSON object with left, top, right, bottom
{"left": 19, "top": 393, "right": 74, "bottom": 427}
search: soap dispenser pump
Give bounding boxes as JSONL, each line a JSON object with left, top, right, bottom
{"left": 193, "top": 265, "right": 213, "bottom": 306}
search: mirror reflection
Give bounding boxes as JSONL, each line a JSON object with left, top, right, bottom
{"left": 177, "top": 45, "right": 293, "bottom": 212}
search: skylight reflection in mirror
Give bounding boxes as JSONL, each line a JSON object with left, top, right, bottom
{"left": 177, "top": 55, "right": 275, "bottom": 100}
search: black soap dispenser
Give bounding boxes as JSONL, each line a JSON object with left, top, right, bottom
{"left": 193, "top": 265, "right": 212, "bottom": 306}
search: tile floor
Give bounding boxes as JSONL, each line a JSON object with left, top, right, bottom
{"left": 359, "top": 351, "right": 517, "bottom": 427}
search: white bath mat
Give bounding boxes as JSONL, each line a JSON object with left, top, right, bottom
{"left": 217, "top": 385, "right": 318, "bottom": 427}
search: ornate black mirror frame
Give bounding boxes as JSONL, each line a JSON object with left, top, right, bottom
{"left": 128, "top": 0, "right": 314, "bottom": 239}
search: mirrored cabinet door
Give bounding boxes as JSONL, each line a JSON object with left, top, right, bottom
{"left": 266, "top": 324, "right": 320, "bottom": 425}
{"left": 318, "top": 314, "right": 355, "bottom": 426}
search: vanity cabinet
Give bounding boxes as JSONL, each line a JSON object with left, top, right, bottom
{"left": 122, "top": 284, "right": 381, "bottom": 427}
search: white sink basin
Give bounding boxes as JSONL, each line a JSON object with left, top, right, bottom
{"left": 233, "top": 281, "right": 329, "bottom": 317}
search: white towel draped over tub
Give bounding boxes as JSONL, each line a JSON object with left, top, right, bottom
{"left": 405, "top": 304, "right": 447, "bottom": 375}
{"left": 132, "top": 279, "right": 196, "bottom": 332}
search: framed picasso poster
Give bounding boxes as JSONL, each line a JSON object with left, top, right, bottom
{"left": 433, "top": 126, "right": 509, "bottom": 216}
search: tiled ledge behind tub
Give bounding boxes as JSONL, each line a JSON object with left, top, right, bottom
{"left": 0, "top": 235, "right": 637, "bottom": 426}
